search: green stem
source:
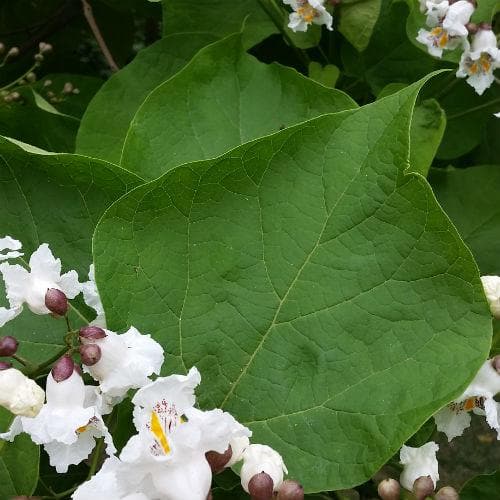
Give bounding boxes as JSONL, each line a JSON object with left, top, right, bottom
{"left": 0, "top": 62, "right": 38, "bottom": 92}
{"left": 317, "top": 44, "right": 329, "bottom": 65}
{"left": 87, "top": 436, "right": 104, "bottom": 478}
{"left": 447, "top": 96, "right": 500, "bottom": 120}
{"left": 26, "top": 345, "right": 71, "bottom": 378}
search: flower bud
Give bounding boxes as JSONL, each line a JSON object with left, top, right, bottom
{"left": 38, "top": 42, "right": 53, "bottom": 54}
{"left": 7, "top": 46, "right": 19, "bottom": 58}
{"left": 51, "top": 355, "right": 74, "bottom": 382}
{"left": 34, "top": 53, "right": 44, "bottom": 62}
{"left": 206, "top": 446, "right": 232, "bottom": 473}
{"left": 377, "top": 478, "right": 401, "bottom": 500}
{"left": 26, "top": 72, "right": 36, "bottom": 83}
{"left": 277, "top": 479, "right": 304, "bottom": 500}
{"left": 43, "top": 79, "right": 52, "bottom": 87}
{"left": 72, "top": 88, "right": 80, "bottom": 95}
{"left": 62, "top": 82, "right": 74, "bottom": 94}
{"left": 248, "top": 472, "right": 274, "bottom": 500}
{"left": 0, "top": 335, "right": 18, "bottom": 356}
{"left": 45, "top": 288, "right": 68, "bottom": 316}
{"left": 435, "top": 486, "right": 459, "bottom": 500}
{"left": 465, "top": 22, "right": 478, "bottom": 34}
{"left": 79, "top": 325, "right": 107, "bottom": 341}
{"left": 9, "top": 91, "right": 21, "bottom": 101}
{"left": 79, "top": 343, "right": 101, "bottom": 366}
{"left": 413, "top": 476, "right": 435, "bottom": 500}
{"left": 0, "top": 361, "right": 12, "bottom": 370}
{"left": 492, "top": 355, "right": 500, "bottom": 374}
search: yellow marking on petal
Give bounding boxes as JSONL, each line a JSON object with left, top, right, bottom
{"left": 463, "top": 398, "right": 476, "bottom": 411}
{"left": 151, "top": 411, "right": 171, "bottom": 455}
{"left": 297, "top": 5, "right": 316, "bottom": 23}
{"left": 480, "top": 54, "right": 491, "bottom": 72}
{"left": 469, "top": 62, "right": 479, "bottom": 74}
{"left": 76, "top": 425, "right": 87, "bottom": 434}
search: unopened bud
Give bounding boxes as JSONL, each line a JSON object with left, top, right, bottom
{"left": 18, "top": 79, "right": 26, "bottom": 86}
{"left": 7, "top": 46, "right": 19, "bottom": 58}
{"left": 377, "top": 478, "right": 400, "bottom": 500}
{"left": 0, "top": 361, "right": 12, "bottom": 370}
{"left": 45, "top": 288, "right": 68, "bottom": 316}
{"left": 62, "top": 82, "right": 74, "bottom": 94}
{"left": 206, "top": 446, "right": 232, "bottom": 473}
{"left": 413, "top": 476, "right": 435, "bottom": 500}
{"left": 0, "top": 336, "right": 19, "bottom": 357}
{"left": 51, "top": 355, "right": 74, "bottom": 382}
{"left": 43, "top": 79, "right": 52, "bottom": 87}
{"left": 26, "top": 72, "right": 36, "bottom": 83}
{"left": 277, "top": 479, "right": 304, "bottom": 500}
{"left": 248, "top": 472, "right": 274, "bottom": 500}
{"left": 72, "top": 88, "right": 80, "bottom": 95}
{"left": 34, "top": 53, "right": 44, "bottom": 62}
{"left": 492, "top": 355, "right": 500, "bottom": 373}
{"left": 79, "top": 344, "right": 101, "bottom": 366}
{"left": 79, "top": 325, "right": 107, "bottom": 341}
{"left": 38, "top": 42, "right": 53, "bottom": 54}
{"left": 435, "top": 486, "right": 459, "bottom": 500}
{"left": 9, "top": 91, "right": 20, "bottom": 101}
{"left": 465, "top": 22, "right": 478, "bottom": 34}
{"left": 3, "top": 94, "right": 13, "bottom": 103}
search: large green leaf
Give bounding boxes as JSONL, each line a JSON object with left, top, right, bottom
{"left": 94, "top": 79, "right": 491, "bottom": 491}
{"left": 161, "top": 0, "right": 277, "bottom": 49}
{"left": 121, "top": 34, "right": 356, "bottom": 180}
{"left": 338, "top": 0, "right": 382, "bottom": 52}
{"left": 76, "top": 33, "right": 218, "bottom": 164}
{"left": 0, "top": 137, "right": 143, "bottom": 362}
{"left": 429, "top": 165, "right": 500, "bottom": 275}
{"left": 460, "top": 470, "right": 500, "bottom": 499}
{"left": 0, "top": 407, "right": 39, "bottom": 498}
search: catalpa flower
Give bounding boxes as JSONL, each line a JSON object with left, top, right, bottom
{"left": 0, "top": 236, "right": 22, "bottom": 261}
{"left": 0, "top": 366, "right": 45, "bottom": 417}
{"left": 434, "top": 357, "right": 500, "bottom": 441}
{"left": 81, "top": 264, "right": 106, "bottom": 327}
{"left": 399, "top": 442, "right": 439, "bottom": 491}
{"left": 114, "top": 367, "right": 251, "bottom": 500}
{"left": 457, "top": 29, "right": 500, "bottom": 95}
{"left": 416, "top": 0, "right": 474, "bottom": 57}
{"left": 424, "top": 0, "right": 449, "bottom": 27}
{"left": 0, "top": 358, "right": 115, "bottom": 473}
{"left": 0, "top": 242, "right": 81, "bottom": 327}
{"left": 284, "top": 0, "right": 333, "bottom": 32}
{"left": 80, "top": 325, "right": 164, "bottom": 398}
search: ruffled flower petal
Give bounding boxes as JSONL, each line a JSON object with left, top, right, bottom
{"left": 399, "top": 442, "right": 439, "bottom": 491}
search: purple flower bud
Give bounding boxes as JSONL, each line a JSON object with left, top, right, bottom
{"left": 79, "top": 325, "right": 107, "bottom": 341}
{"left": 51, "top": 355, "right": 74, "bottom": 382}
{"left": 74, "top": 363, "right": 82, "bottom": 376}
{"left": 377, "top": 478, "right": 401, "bottom": 500}
{"left": 413, "top": 476, "right": 435, "bottom": 500}
{"left": 277, "top": 479, "right": 304, "bottom": 500}
{"left": 492, "top": 355, "right": 500, "bottom": 374}
{"left": 45, "top": 288, "right": 68, "bottom": 316}
{"left": 0, "top": 361, "right": 12, "bottom": 370}
{"left": 79, "top": 344, "right": 101, "bottom": 366}
{"left": 0, "top": 335, "right": 18, "bottom": 356}
{"left": 205, "top": 446, "right": 232, "bottom": 474}
{"left": 248, "top": 472, "right": 274, "bottom": 500}
{"left": 435, "top": 486, "right": 459, "bottom": 500}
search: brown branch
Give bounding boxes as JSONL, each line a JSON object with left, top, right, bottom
{"left": 81, "top": 0, "right": 119, "bottom": 72}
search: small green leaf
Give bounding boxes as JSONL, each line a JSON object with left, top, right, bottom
{"left": 121, "top": 34, "right": 356, "bottom": 180}
{"left": 338, "top": 0, "right": 382, "bottom": 52}
{"left": 308, "top": 62, "right": 340, "bottom": 88}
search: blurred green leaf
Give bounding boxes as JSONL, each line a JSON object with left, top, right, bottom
{"left": 460, "top": 470, "right": 500, "bottom": 499}
{"left": 338, "top": 0, "right": 382, "bottom": 52}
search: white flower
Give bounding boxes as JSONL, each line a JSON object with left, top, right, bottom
{"left": 240, "top": 444, "right": 288, "bottom": 493}
{"left": 424, "top": 0, "right": 449, "bottom": 27}
{"left": 0, "top": 369, "right": 115, "bottom": 473}
{"left": 457, "top": 30, "right": 500, "bottom": 95}
{"left": 82, "top": 326, "right": 164, "bottom": 398}
{"left": 416, "top": 0, "right": 474, "bottom": 57}
{"left": 284, "top": 0, "right": 333, "bottom": 32}
{"left": 495, "top": 112, "right": 500, "bottom": 117}
{"left": 434, "top": 358, "right": 500, "bottom": 441}
{"left": 419, "top": 0, "right": 444, "bottom": 12}
{"left": 399, "top": 442, "right": 439, "bottom": 491}
{"left": 0, "top": 236, "right": 22, "bottom": 261}
{"left": 117, "top": 367, "right": 251, "bottom": 500}
{"left": 81, "top": 264, "right": 106, "bottom": 327}
{"left": 0, "top": 367, "right": 44, "bottom": 417}
{"left": 226, "top": 435, "right": 250, "bottom": 466}
{"left": 481, "top": 275, "right": 500, "bottom": 318}
{"left": 0, "top": 243, "right": 81, "bottom": 327}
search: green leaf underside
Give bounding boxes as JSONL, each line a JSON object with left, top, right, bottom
{"left": 338, "top": 0, "right": 382, "bottom": 52}
{"left": 94, "top": 80, "right": 491, "bottom": 491}
{"left": 76, "top": 33, "right": 218, "bottom": 164}
{"left": 0, "top": 137, "right": 142, "bottom": 361}
{"left": 161, "top": 0, "right": 277, "bottom": 49}
{"left": 121, "top": 34, "right": 357, "bottom": 180}
{"left": 0, "top": 408, "right": 39, "bottom": 498}
{"left": 429, "top": 165, "right": 500, "bottom": 275}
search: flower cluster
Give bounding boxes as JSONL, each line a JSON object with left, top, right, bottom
{"left": 0, "top": 237, "right": 304, "bottom": 499}
{"left": 416, "top": 0, "right": 500, "bottom": 95}
{"left": 283, "top": 0, "right": 333, "bottom": 32}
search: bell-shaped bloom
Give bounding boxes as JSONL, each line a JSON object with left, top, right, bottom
{"left": 81, "top": 326, "right": 164, "bottom": 398}
{"left": 0, "top": 367, "right": 45, "bottom": 417}
{"left": 399, "top": 442, "right": 439, "bottom": 491}
{"left": 284, "top": 0, "right": 333, "bottom": 32}
{"left": 416, "top": 0, "right": 474, "bottom": 57}
{"left": 0, "top": 243, "right": 81, "bottom": 327}
{"left": 0, "top": 368, "right": 115, "bottom": 473}
{"left": 240, "top": 444, "right": 288, "bottom": 493}
{"left": 116, "top": 367, "right": 251, "bottom": 500}
{"left": 434, "top": 358, "right": 500, "bottom": 441}
{"left": 424, "top": 0, "right": 449, "bottom": 27}
{"left": 81, "top": 264, "right": 106, "bottom": 327}
{"left": 481, "top": 275, "right": 500, "bottom": 318}
{"left": 226, "top": 435, "right": 250, "bottom": 466}
{"left": 457, "top": 30, "right": 500, "bottom": 95}
{"left": 0, "top": 236, "right": 22, "bottom": 261}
